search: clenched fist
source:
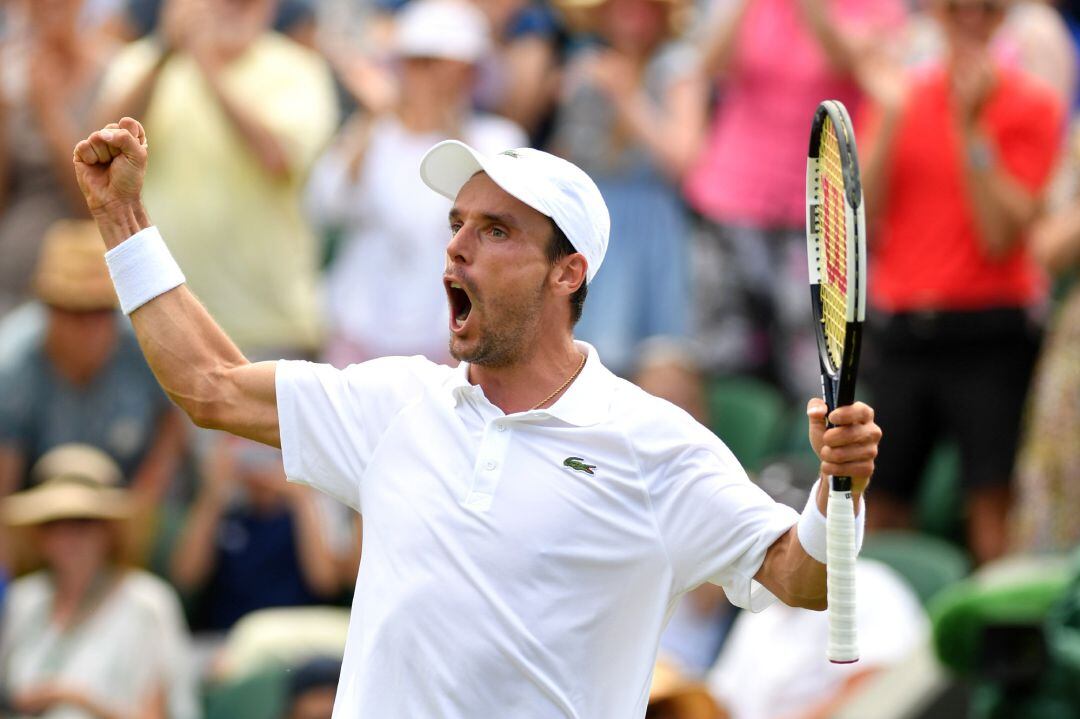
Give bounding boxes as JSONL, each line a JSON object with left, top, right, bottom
{"left": 72, "top": 117, "right": 149, "bottom": 217}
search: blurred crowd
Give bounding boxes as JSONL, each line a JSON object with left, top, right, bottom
{"left": 2, "top": 0, "right": 1080, "bottom": 717}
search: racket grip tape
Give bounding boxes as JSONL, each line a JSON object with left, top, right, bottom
{"left": 826, "top": 482, "right": 859, "bottom": 663}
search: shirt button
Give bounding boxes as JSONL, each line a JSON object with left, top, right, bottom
{"left": 495, "top": 422, "right": 507, "bottom": 432}
{"left": 485, "top": 461, "right": 497, "bottom": 471}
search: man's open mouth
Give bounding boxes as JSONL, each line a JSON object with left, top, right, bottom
{"left": 446, "top": 279, "right": 473, "bottom": 332}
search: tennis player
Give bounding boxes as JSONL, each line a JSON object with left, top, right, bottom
{"left": 73, "top": 117, "right": 881, "bottom": 718}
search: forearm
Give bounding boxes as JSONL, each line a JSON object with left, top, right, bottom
{"left": 700, "top": 0, "right": 752, "bottom": 78}
{"left": 291, "top": 491, "right": 340, "bottom": 596}
{"left": 862, "top": 107, "right": 903, "bottom": 224}
{"left": 960, "top": 132, "right": 1040, "bottom": 257}
{"left": 797, "top": 0, "right": 858, "bottom": 73}
{"left": 169, "top": 491, "right": 226, "bottom": 591}
{"left": 201, "top": 67, "right": 291, "bottom": 179}
{"left": 1031, "top": 200, "right": 1080, "bottom": 273}
{"left": 36, "top": 109, "right": 92, "bottom": 214}
{"left": 756, "top": 526, "right": 827, "bottom": 610}
{"left": 615, "top": 77, "right": 706, "bottom": 180}
{"left": 129, "top": 408, "right": 186, "bottom": 504}
{"left": 96, "top": 50, "right": 171, "bottom": 126}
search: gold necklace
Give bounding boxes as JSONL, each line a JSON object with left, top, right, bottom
{"left": 530, "top": 352, "right": 586, "bottom": 411}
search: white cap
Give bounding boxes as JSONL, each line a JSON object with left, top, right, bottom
{"left": 395, "top": 0, "right": 492, "bottom": 64}
{"left": 419, "top": 141, "right": 611, "bottom": 283}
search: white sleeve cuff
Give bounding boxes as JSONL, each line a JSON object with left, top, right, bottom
{"left": 796, "top": 478, "right": 866, "bottom": 564}
{"left": 104, "top": 225, "right": 186, "bottom": 315}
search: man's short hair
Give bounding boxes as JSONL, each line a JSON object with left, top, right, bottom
{"left": 545, "top": 220, "right": 588, "bottom": 326}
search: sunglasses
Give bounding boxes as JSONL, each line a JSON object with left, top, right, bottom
{"left": 942, "top": 0, "right": 1007, "bottom": 15}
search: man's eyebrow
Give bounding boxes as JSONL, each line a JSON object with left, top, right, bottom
{"left": 448, "top": 209, "right": 520, "bottom": 228}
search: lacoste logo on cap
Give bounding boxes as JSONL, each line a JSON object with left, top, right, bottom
{"left": 563, "top": 457, "right": 596, "bottom": 475}
{"left": 500, "top": 150, "right": 520, "bottom": 158}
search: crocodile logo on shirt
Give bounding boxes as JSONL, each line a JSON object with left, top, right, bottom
{"left": 563, "top": 457, "right": 596, "bottom": 475}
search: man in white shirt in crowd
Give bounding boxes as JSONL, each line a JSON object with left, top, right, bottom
{"left": 72, "top": 115, "right": 881, "bottom": 718}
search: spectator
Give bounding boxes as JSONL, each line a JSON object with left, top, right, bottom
{"left": 706, "top": 559, "right": 928, "bottom": 719}
{"left": 305, "top": 0, "right": 526, "bottom": 366}
{"left": 0, "top": 220, "right": 184, "bottom": 503}
{"left": 282, "top": 657, "right": 341, "bottom": 719}
{"left": 472, "top": 0, "right": 565, "bottom": 142}
{"left": 549, "top": 0, "right": 707, "bottom": 377}
{"left": 0, "top": 0, "right": 116, "bottom": 316}
{"left": 0, "top": 444, "right": 199, "bottom": 719}
{"left": 96, "top": 0, "right": 338, "bottom": 358}
{"left": 170, "top": 437, "right": 340, "bottom": 632}
{"left": 683, "top": 0, "right": 904, "bottom": 398}
{"left": 860, "top": 0, "right": 1064, "bottom": 563}
{"left": 1011, "top": 127, "right": 1080, "bottom": 553}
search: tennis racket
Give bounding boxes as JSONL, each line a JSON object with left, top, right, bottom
{"left": 805, "top": 100, "right": 866, "bottom": 664}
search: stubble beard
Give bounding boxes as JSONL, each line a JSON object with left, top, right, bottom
{"left": 449, "top": 281, "right": 546, "bottom": 368}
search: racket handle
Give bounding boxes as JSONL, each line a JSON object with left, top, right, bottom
{"left": 826, "top": 479, "right": 859, "bottom": 663}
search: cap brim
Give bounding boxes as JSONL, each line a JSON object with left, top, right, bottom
{"left": 419, "top": 140, "right": 486, "bottom": 202}
{"left": 419, "top": 140, "right": 553, "bottom": 221}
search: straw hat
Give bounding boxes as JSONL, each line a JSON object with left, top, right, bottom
{"left": 648, "top": 659, "right": 723, "bottom": 719}
{"left": 32, "top": 220, "right": 118, "bottom": 312}
{"left": 3, "top": 444, "right": 132, "bottom": 527}
{"left": 553, "top": 0, "right": 691, "bottom": 40}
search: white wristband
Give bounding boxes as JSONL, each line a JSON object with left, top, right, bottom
{"left": 104, "top": 226, "right": 186, "bottom": 315}
{"left": 797, "top": 478, "right": 866, "bottom": 564}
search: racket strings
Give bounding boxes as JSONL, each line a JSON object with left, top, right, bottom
{"left": 817, "top": 117, "right": 849, "bottom": 371}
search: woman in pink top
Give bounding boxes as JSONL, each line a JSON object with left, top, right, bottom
{"left": 684, "top": 0, "right": 904, "bottom": 397}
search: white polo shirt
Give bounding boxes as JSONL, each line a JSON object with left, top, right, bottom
{"left": 276, "top": 342, "right": 799, "bottom": 718}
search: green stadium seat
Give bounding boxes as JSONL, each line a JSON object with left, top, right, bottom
{"left": 916, "top": 441, "right": 963, "bottom": 542}
{"left": 204, "top": 665, "right": 288, "bottom": 719}
{"left": 860, "top": 530, "right": 972, "bottom": 606}
{"left": 707, "top": 377, "right": 788, "bottom": 472}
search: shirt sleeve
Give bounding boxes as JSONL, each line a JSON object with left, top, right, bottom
{"left": 637, "top": 407, "right": 799, "bottom": 608}
{"left": 998, "top": 81, "right": 1066, "bottom": 193}
{"left": 275, "top": 356, "right": 435, "bottom": 511}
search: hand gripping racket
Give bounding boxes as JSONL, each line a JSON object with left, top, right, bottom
{"left": 806, "top": 100, "right": 866, "bottom": 664}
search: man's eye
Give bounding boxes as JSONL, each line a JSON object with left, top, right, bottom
{"left": 491, "top": 227, "right": 507, "bottom": 239}
{"left": 449, "top": 223, "right": 462, "bottom": 235}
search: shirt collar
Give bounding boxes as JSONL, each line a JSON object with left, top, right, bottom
{"left": 444, "top": 341, "right": 614, "bottom": 426}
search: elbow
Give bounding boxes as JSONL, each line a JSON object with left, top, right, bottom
{"left": 779, "top": 589, "right": 828, "bottom": 612}
{"left": 172, "top": 366, "right": 239, "bottom": 431}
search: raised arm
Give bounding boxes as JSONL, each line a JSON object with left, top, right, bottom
{"left": 699, "top": 0, "right": 752, "bottom": 79}
{"left": 72, "top": 118, "right": 280, "bottom": 446}
{"left": 753, "top": 400, "right": 879, "bottom": 610}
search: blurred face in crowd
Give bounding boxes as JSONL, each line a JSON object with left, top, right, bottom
{"left": 37, "top": 518, "right": 114, "bottom": 577}
{"left": 45, "top": 307, "right": 119, "bottom": 385}
{"left": 239, "top": 462, "right": 288, "bottom": 512}
{"left": 470, "top": 0, "right": 526, "bottom": 34}
{"left": 288, "top": 686, "right": 336, "bottom": 719}
{"left": 934, "top": 0, "right": 1009, "bottom": 48}
{"left": 445, "top": 173, "right": 568, "bottom": 366}
{"left": 600, "top": 0, "right": 671, "bottom": 56}
{"left": 401, "top": 56, "right": 476, "bottom": 107}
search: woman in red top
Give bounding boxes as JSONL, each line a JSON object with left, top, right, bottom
{"left": 860, "top": 0, "right": 1064, "bottom": 563}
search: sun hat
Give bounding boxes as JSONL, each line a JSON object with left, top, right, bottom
{"left": 3, "top": 444, "right": 131, "bottom": 527}
{"left": 33, "top": 220, "right": 118, "bottom": 312}
{"left": 395, "top": 0, "right": 492, "bottom": 64}
{"left": 419, "top": 142, "right": 611, "bottom": 283}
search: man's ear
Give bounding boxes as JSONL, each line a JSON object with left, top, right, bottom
{"left": 551, "top": 253, "right": 588, "bottom": 297}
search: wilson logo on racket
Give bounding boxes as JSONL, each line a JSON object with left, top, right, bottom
{"left": 563, "top": 457, "right": 596, "bottom": 475}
